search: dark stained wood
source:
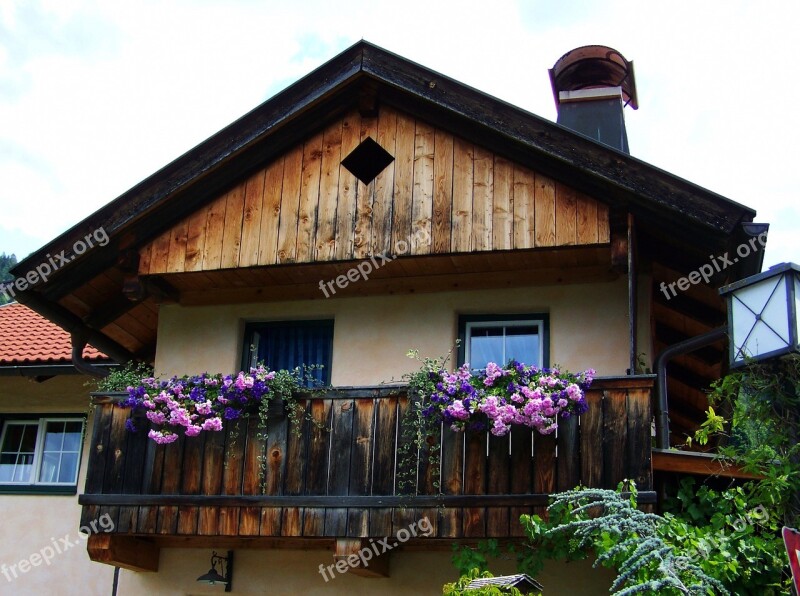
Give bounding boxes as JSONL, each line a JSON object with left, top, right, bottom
{"left": 602, "top": 389, "right": 627, "bottom": 488}
{"left": 82, "top": 379, "right": 654, "bottom": 542}
{"left": 487, "top": 433, "right": 510, "bottom": 537}
{"left": 556, "top": 416, "right": 580, "bottom": 491}
{"left": 325, "top": 400, "right": 354, "bottom": 536}
{"left": 579, "top": 390, "right": 604, "bottom": 488}
{"left": 462, "top": 429, "right": 486, "bottom": 537}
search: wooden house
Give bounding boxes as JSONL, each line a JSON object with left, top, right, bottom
{"left": 4, "top": 42, "right": 767, "bottom": 594}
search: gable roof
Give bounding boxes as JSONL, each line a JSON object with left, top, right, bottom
{"left": 7, "top": 41, "right": 763, "bottom": 364}
{"left": 0, "top": 303, "right": 108, "bottom": 369}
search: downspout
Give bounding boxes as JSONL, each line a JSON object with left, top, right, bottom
{"left": 654, "top": 326, "right": 727, "bottom": 449}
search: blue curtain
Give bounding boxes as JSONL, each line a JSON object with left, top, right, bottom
{"left": 252, "top": 321, "right": 333, "bottom": 386}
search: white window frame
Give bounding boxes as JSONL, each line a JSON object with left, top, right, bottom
{"left": 0, "top": 417, "right": 84, "bottom": 487}
{"left": 464, "top": 318, "right": 546, "bottom": 369}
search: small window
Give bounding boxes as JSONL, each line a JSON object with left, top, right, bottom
{"left": 341, "top": 137, "right": 395, "bottom": 185}
{"left": 243, "top": 320, "right": 334, "bottom": 386}
{"left": 0, "top": 418, "right": 84, "bottom": 488}
{"left": 458, "top": 314, "right": 549, "bottom": 369}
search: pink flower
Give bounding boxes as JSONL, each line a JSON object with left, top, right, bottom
{"left": 201, "top": 417, "right": 223, "bottom": 432}
{"left": 148, "top": 429, "right": 178, "bottom": 444}
{"left": 146, "top": 410, "right": 167, "bottom": 425}
{"left": 195, "top": 400, "right": 213, "bottom": 415}
{"left": 185, "top": 425, "right": 203, "bottom": 437}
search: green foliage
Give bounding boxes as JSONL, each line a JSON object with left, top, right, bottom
{"left": 660, "top": 477, "right": 788, "bottom": 594}
{"left": 521, "top": 483, "right": 727, "bottom": 595}
{"left": 442, "top": 568, "right": 532, "bottom": 595}
{"left": 89, "top": 361, "right": 154, "bottom": 393}
{"left": 0, "top": 252, "right": 17, "bottom": 304}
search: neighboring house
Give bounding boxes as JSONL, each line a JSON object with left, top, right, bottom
{"left": 7, "top": 42, "right": 767, "bottom": 594}
{"left": 0, "top": 302, "right": 116, "bottom": 594}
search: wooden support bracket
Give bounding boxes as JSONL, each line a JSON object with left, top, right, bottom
{"left": 332, "top": 537, "right": 390, "bottom": 578}
{"left": 87, "top": 534, "right": 160, "bottom": 572}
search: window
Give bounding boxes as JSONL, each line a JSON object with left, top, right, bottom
{"left": 0, "top": 417, "right": 84, "bottom": 490}
{"left": 458, "top": 314, "right": 549, "bottom": 369}
{"left": 243, "top": 320, "right": 334, "bottom": 386}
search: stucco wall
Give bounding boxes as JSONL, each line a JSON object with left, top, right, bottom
{"left": 117, "top": 547, "right": 616, "bottom": 595}
{"left": 155, "top": 279, "right": 632, "bottom": 382}
{"left": 0, "top": 375, "right": 115, "bottom": 595}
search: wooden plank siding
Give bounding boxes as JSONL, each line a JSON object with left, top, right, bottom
{"left": 81, "top": 378, "right": 653, "bottom": 542}
{"left": 140, "top": 107, "right": 610, "bottom": 275}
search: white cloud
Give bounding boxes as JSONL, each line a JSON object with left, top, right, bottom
{"left": 0, "top": 0, "right": 798, "bottom": 267}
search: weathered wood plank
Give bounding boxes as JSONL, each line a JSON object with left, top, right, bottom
{"left": 219, "top": 419, "right": 246, "bottom": 536}
{"left": 137, "top": 242, "right": 152, "bottom": 275}
{"left": 184, "top": 205, "right": 210, "bottom": 272}
{"left": 597, "top": 200, "right": 610, "bottom": 243}
{"left": 239, "top": 169, "right": 267, "bottom": 267}
{"left": 314, "top": 121, "right": 343, "bottom": 261}
{"left": 334, "top": 111, "right": 361, "bottom": 261}
{"left": 325, "top": 399, "right": 355, "bottom": 536}
{"left": 391, "top": 112, "right": 415, "bottom": 253}
{"left": 260, "top": 410, "right": 289, "bottom": 537}
{"left": 509, "top": 427, "right": 533, "bottom": 536}
{"left": 302, "top": 399, "right": 332, "bottom": 537}
{"left": 487, "top": 433, "right": 510, "bottom": 537}
{"left": 297, "top": 131, "right": 324, "bottom": 263}
{"left": 354, "top": 116, "right": 378, "bottom": 259}
{"left": 462, "top": 429, "right": 487, "bottom": 537}
{"left": 555, "top": 183, "right": 577, "bottom": 246}
{"left": 534, "top": 174, "right": 556, "bottom": 247}
{"left": 492, "top": 157, "right": 513, "bottom": 251}
{"left": 556, "top": 416, "right": 580, "bottom": 491}
{"left": 197, "top": 429, "right": 225, "bottom": 535}
{"left": 472, "top": 146, "right": 493, "bottom": 252}
{"left": 100, "top": 405, "right": 130, "bottom": 530}
{"left": 411, "top": 120, "right": 434, "bottom": 255}
{"left": 282, "top": 400, "right": 309, "bottom": 537}
{"left": 439, "top": 425, "right": 464, "bottom": 538}
{"left": 626, "top": 388, "right": 652, "bottom": 489}
{"left": 370, "top": 395, "right": 398, "bottom": 536}
{"left": 257, "top": 157, "right": 285, "bottom": 266}
{"left": 576, "top": 191, "right": 599, "bottom": 245}
{"left": 533, "top": 431, "right": 556, "bottom": 519}
{"left": 451, "top": 138, "right": 474, "bottom": 252}
{"left": 156, "top": 434, "right": 184, "bottom": 535}
{"left": 177, "top": 431, "right": 205, "bottom": 535}
{"left": 241, "top": 417, "right": 265, "bottom": 536}
{"left": 148, "top": 230, "right": 172, "bottom": 275}
{"left": 166, "top": 221, "right": 188, "bottom": 274}
{"left": 432, "top": 131, "right": 454, "bottom": 254}
{"left": 220, "top": 183, "right": 246, "bottom": 268}
{"left": 372, "top": 107, "right": 397, "bottom": 256}
{"left": 201, "top": 194, "right": 227, "bottom": 270}
{"left": 579, "top": 390, "right": 604, "bottom": 488}
{"left": 512, "top": 165, "right": 536, "bottom": 250}
{"left": 347, "top": 398, "right": 375, "bottom": 537}
{"left": 277, "top": 144, "right": 304, "bottom": 263}
{"left": 602, "top": 389, "right": 627, "bottom": 488}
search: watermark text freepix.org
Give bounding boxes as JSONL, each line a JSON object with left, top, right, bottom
{"left": 318, "top": 227, "right": 430, "bottom": 298}
{"left": 1, "top": 513, "right": 114, "bottom": 582}
{"left": 317, "top": 516, "right": 433, "bottom": 581}
{"left": 659, "top": 231, "right": 768, "bottom": 300}
{"left": 1, "top": 227, "right": 109, "bottom": 302}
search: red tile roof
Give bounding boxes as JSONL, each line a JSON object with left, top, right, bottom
{"left": 0, "top": 303, "right": 108, "bottom": 365}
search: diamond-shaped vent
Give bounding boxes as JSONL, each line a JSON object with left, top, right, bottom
{"left": 341, "top": 137, "right": 394, "bottom": 184}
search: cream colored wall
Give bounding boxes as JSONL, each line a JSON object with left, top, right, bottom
{"left": 0, "top": 375, "right": 115, "bottom": 595}
{"left": 155, "top": 279, "right": 631, "bottom": 382}
{"left": 117, "top": 547, "right": 615, "bottom": 595}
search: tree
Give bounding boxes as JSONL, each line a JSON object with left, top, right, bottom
{"left": 0, "top": 253, "right": 17, "bottom": 305}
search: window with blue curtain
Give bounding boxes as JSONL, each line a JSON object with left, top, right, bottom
{"left": 243, "top": 320, "right": 334, "bottom": 386}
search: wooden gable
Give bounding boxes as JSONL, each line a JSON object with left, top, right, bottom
{"left": 140, "top": 106, "right": 609, "bottom": 275}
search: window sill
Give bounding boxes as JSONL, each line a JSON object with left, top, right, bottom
{"left": 0, "top": 485, "right": 78, "bottom": 496}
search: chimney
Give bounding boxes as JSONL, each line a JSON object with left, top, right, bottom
{"left": 549, "top": 45, "right": 637, "bottom": 153}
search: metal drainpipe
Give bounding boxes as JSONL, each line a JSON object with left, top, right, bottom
{"left": 654, "top": 326, "right": 727, "bottom": 449}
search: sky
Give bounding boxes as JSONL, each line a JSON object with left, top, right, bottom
{"left": 1, "top": 0, "right": 797, "bottom": 268}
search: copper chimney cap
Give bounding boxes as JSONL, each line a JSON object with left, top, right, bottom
{"left": 549, "top": 45, "right": 638, "bottom": 109}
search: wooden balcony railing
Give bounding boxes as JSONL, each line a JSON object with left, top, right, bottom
{"left": 79, "top": 376, "right": 654, "bottom": 570}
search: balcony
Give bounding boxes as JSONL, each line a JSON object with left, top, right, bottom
{"left": 79, "top": 376, "right": 654, "bottom": 571}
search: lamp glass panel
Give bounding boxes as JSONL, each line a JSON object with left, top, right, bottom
{"left": 731, "top": 276, "right": 789, "bottom": 361}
